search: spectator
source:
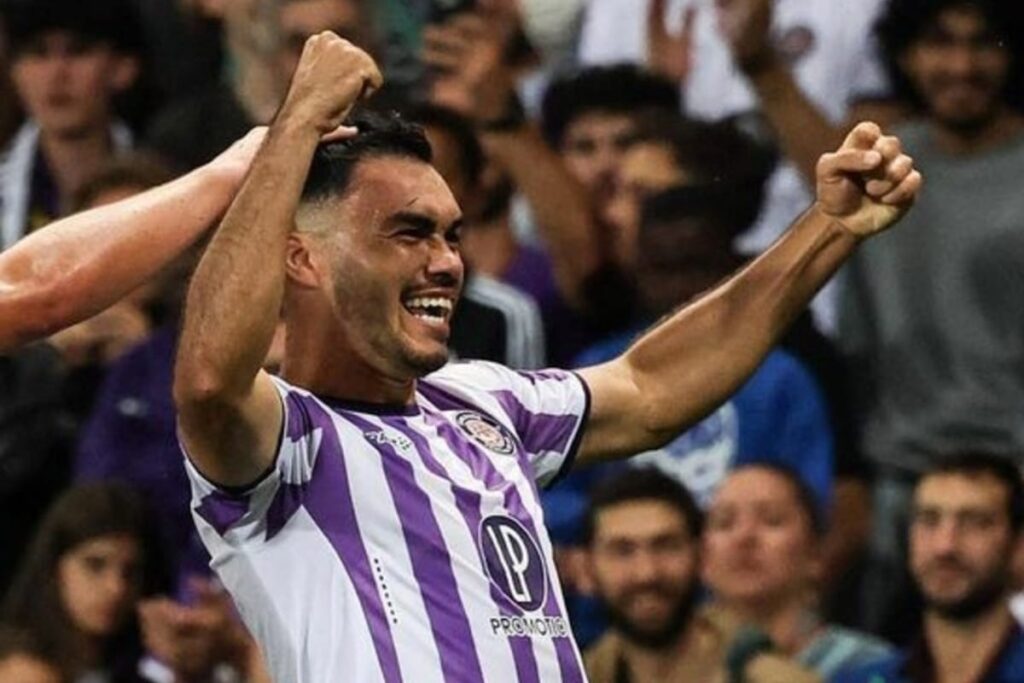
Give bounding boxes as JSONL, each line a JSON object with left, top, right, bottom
{"left": 840, "top": 0, "right": 1024, "bottom": 632}
{"left": 701, "top": 464, "right": 894, "bottom": 682}
{"left": 147, "top": 0, "right": 374, "bottom": 170}
{"left": 0, "top": 0, "right": 142, "bottom": 247}
{"left": 579, "top": 0, "right": 899, "bottom": 334}
{"left": 574, "top": 185, "right": 834, "bottom": 508}
{"left": 2, "top": 483, "right": 166, "bottom": 682}
{"left": 0, "top": 627, "right": 62, "bottom": 683}
{"left": 540, "top": 63, "right": 679, "bottom": 259}
{"left": 835, "top": 454, "right": 1024, "bottom": 683}
{"left": 579, "top": 468, "right": 719, "bottom": 682}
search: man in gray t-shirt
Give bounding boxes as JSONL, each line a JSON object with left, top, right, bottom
{"left": 839, "top": 0, "right": 1024, "bottom": 633}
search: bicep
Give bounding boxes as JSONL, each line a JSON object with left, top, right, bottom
{"left": 177, "top": 370, "right": 283, "bottom": 489}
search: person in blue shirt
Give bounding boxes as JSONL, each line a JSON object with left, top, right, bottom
{"left": 834, "top": 453, "right": 1024, "bottom": 683}
{"left": 543, "top": 180, "right": 835, "bottom": 646}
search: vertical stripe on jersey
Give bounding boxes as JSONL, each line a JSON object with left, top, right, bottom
{"left": 417, "top": 383, "right": 585, "bottom": 683}
{"left": 345, "top": 413, "right": 486, "bottom": 683}
{"left": 391, "top": 412, "right": 542, "bottom": 683}
{"left": 298, "top": 400, "right": 404, "bottom": 682}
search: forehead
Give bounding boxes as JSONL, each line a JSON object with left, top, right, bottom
{"left": 915, "top": 473, "right": 1009, "bottom": 511}
{"left": 279, "top": 0, "right": 362, "bottom": 33}
{"left": 595, "top": 500, "right": 692, "bottom": 540}
{"left": 566, "top": 112, "right": 635, "bottom": 141}
{"left": 338, "top": 156, "right": 460, "bottom": 225}
{"left": 713, "top": 469, "right": 798, "bottom": 509}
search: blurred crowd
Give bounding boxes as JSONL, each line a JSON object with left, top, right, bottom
{"left": 1, "top": 0, "right": 1023, "bottom": 681}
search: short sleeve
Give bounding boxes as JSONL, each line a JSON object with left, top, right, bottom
{"left": 424, "top": 362, "right": 592, "bottom": 489}
{"left": 181, "top": 377, "right": 322, "bottom": 542}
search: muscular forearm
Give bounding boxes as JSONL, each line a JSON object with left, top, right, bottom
{"left": 745, "top": 58, "right": 847, "bottom": 189}
{"left": 482, "top": 126, "right": 602, "bottom": 308}
{"left": 626, "top": 206, "right": 857, "bottom": 443}
{"left": 176, "top": 121, "right": 318, "bottom": 399}
{"left": 0, "top": 163, "right": 241, "bottom": 352}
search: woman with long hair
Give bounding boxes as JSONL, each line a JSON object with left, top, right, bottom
{"left": 2, "top": 483, "right": 167, "bottom": 682}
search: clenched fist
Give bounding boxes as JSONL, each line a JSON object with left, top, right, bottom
{"left": 816, "top": 122, "right": 923, "bottom": 237}
{"left": 277, "top": 32, "right": 383, "bottom": 140}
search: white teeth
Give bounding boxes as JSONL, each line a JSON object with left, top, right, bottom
{"left": 404, "top": 296, "right": 453, "bottom": 323}
{"left": 405, "top": 297, "right": 453, "bottom": 312}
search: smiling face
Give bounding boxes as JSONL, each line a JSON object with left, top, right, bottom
{"left": 295, "top": 155, "right": 464, "bottom": 381}
{"left": 901, "top": 6, "right": 1012, "bottom": 133}
{"left": 588, "top": 499, "right": 700, "bottom": 648}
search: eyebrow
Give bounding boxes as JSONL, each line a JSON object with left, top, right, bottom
{"left": 389, "top": 211, "right": 463, "bottom": 233}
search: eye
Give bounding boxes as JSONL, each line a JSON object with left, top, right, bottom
{"left": 445, "top": 226, "right": 462, "bottom": 245}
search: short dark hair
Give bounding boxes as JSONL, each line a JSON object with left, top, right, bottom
{"left": 72, "top": 152, "right": 174, "bottom": 212}
{"left": 729, "top": 462, "right": 828, "bottom": 537}
{"left": 922, "top": 453, "right": 1024, "bottom": 533}
{"left": 1, "top": 0, "right": 144, "bottom": 57}
{"left": 582, "top": 467, "right": 703, "bottom": 546}
{"left": 877, "top": 0, "right": 1024, "bottom": 111}
{"left": 540, "top": 64, "right": 681, "bottom": 148}
{"left": 405, "top": 103, "right": 485, "bottom": 188}
{"left": 635, "top": 114, "right": 775, "bottom": 238}
{"left": 301, "top": 110, "right": 433, "bottom": 203}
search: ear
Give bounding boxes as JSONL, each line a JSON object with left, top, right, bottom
{"left": 286, "top": 232, "right": 323, "bottom": 289}
{"left": 109, "top": 54, "right": 140, "bottom": 93}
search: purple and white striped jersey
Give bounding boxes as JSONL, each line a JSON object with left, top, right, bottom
{"left": 184, "top": 361, "right": 591, "bottom": 683}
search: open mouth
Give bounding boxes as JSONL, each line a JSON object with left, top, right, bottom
{"left": 402, "top": 296, "right": 454, "bottom": 326}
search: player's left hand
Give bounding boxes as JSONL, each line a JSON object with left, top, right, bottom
{"left": 815, "top": 121, "right": 923, "bottom": 238}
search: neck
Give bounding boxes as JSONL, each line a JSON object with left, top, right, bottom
{"left": 724, "top": 596, "right": 819, "bottom": 655}
{"left": 621, "top": 628, "right": 691, "bottom": 680}
{"left": 38, "top": 125, "right": 115, "bottom": 208}
{"left": 462, "top": 213, "right": 517, "bottom": 279}
{"left": 925, "top": 603, "right": 1013, "bottom": 683}
{"left": 281, "top": 317, "right": 417, "bottom": 406}
{"left": 930, "top": 109, "right": 1024, "bottom": 156}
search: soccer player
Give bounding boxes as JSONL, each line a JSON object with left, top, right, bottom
{"left": 0, "top": 127, "right": 265, "bottom": 353}
{"left": 174, "top": 33, "right": 921, "bottom": 682}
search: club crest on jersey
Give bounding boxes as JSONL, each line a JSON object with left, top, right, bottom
{"left": 479, "top": 515, "right": 547, "bottom": 613}
{"left": 456, "top": 411, "right": 515, "bottom": 455}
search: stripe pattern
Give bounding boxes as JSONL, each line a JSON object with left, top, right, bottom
{"left": 184, "top": 361, "right": 590, "bottom": 683}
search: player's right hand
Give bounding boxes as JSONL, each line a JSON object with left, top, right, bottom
{"left": 278, "top": 32, "right": 383, "bottom": 139}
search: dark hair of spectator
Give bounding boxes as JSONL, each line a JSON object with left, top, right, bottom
{"left": 301, "top": 110, "right": 433, "bottom": 203}
{"left": 876, "top": 0, "right": 1024, "bottom": 112}
{"left": 1, "top": 483, "right": 167, "bottom": 680}
{"left": 0, "top": 626, "right": 54, "bottom": 669}
{"left": 71, "top": 153, "right": 175, "bottom": 213}
{"left": 730, "top": 462, "right": 828, "bottom": 538}
{"left": 582, "top": 468, "right": 703, "bottom": 546}
{"left": 406, "top": 103, "right": 485, "bottom": 188}
{"left": 924, "top": 452, "right": 1024, "bottom": 533}
{"left": 540, "top": 64, "right": 681, "bottom": 148}
{"left": 0, "top": 0, "right": 144, "bottom": 57}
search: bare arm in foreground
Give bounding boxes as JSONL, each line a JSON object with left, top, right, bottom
{"left": 174, "top": 33, "right": 381, "bottom": 487}
{"left": 0, "top": 128, "right": 266, "bottom": 352}
{"left": 577, "top": 122, "right": 921, "bottom": 465}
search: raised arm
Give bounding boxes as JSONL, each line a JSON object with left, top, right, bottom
{"left": 0, "top": 128, "right": 266, "bottom": 352}
{"left": 173, "top": 32, "right": 381, "bottom": 488}
{"left": 576, "top": 122, "right": 921, "bottom": 465}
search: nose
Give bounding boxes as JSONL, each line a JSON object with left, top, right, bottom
{"left": 426, "top": 236, "right": 463, "bottom": 285}
{"left": 945, "top": 43, "right": 981, "bottom": 76}
{"left": 630, "top": 549, "right": 660, "bottom": 583}
{"left": 929, "top": 517, "right": 962, "bottom": 554}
